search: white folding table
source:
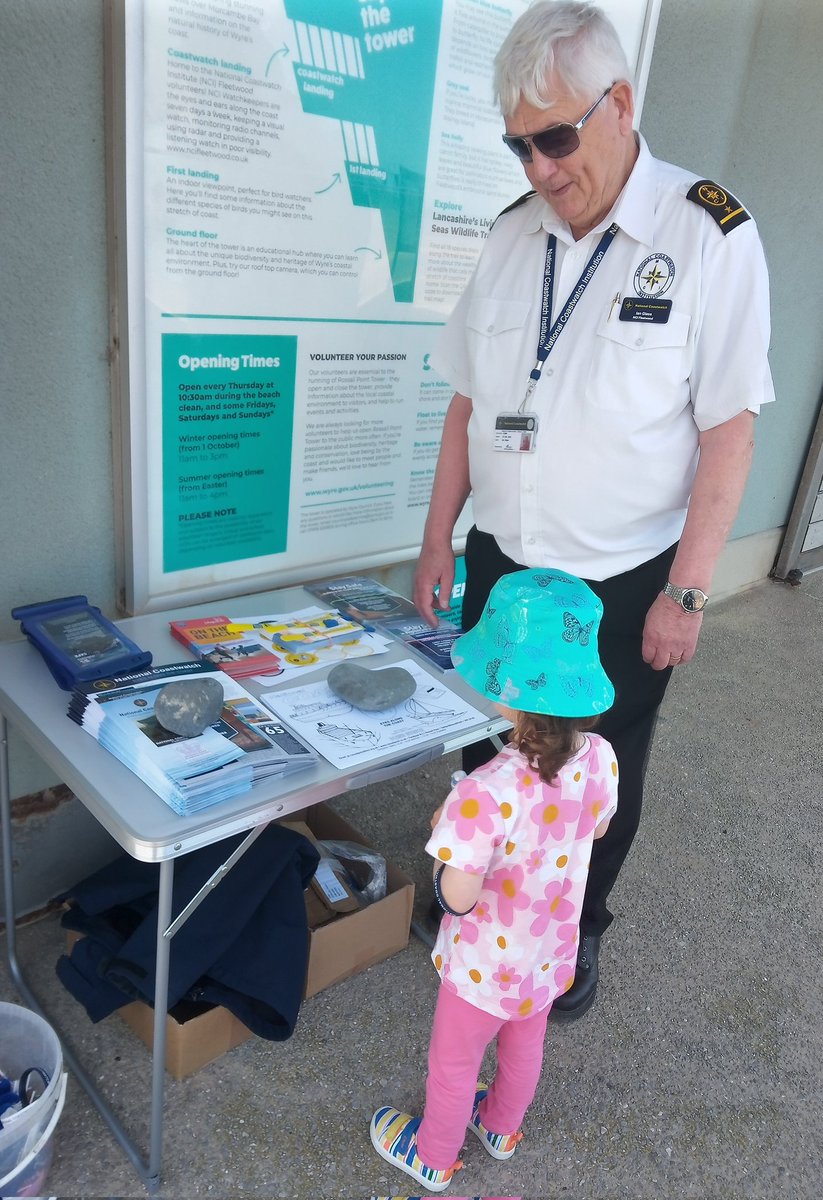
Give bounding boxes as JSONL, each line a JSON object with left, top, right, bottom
{"left": 0, "top": 582, "right": 506, "bottom": 1192}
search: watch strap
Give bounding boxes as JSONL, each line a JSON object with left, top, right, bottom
{"left": 663, "top": 582, "right": 709, "bottom": 611}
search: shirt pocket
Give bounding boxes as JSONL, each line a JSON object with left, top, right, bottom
{"left": 465, "top": 298, "right": 532, "bottom": 400}
{"left": 584, "top": 309, "right": 692, "bottom": 415}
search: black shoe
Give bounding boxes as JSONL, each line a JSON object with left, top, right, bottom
{"left": 548, "top": 933, "right": 601, "bottom": 1023}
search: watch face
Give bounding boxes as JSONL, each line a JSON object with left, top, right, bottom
{"left": 682, "top": 589, "right": 706, "bottom": 612}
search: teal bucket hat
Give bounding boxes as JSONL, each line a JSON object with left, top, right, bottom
{"left": 451, "top": 569, "right": 614, "bottom": 717}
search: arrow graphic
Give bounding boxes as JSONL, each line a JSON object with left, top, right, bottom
{"left": 315, "top": 173, "right": 342, "bottom": 194}
{"left": 265, "top": 44, "right": 290, "bottom": 76}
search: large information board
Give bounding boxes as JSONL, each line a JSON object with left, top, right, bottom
{"left": 110, "top": 0, "right": 659, "bottom": 612}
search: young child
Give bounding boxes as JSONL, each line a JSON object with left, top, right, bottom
{"left": 370, "top": 569, "right": 618, "bottom": 1192}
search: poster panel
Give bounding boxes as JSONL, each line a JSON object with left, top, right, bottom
{"left": 119, "top": 0, "right": 659, "bottom": 611}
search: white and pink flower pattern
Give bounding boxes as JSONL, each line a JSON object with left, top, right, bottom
{"left": 445, "top": 777, "right": 499, "bottom": 842}
{"left": 426, "top": 736, "right": 618, "bottom": 1022}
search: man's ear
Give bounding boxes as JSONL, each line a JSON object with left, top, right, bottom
{"left": 611, "top": 79, "right": 636, "bottom": 133}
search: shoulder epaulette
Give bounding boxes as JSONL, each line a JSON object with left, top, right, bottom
{"left": 686, "top": 179, "right": 750, "bottom": 234}
{"left": 491, "top": 189, "right": 537, "bottom": 229}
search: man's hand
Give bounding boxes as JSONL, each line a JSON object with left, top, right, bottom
{"left": 641, "top": 410, "right": 753, "bottom": 672}
{"left": 413, "top": 544, "right": 455, "bottom": 629}
{"left": 430, "top": 803, "right": 444, "bottom": 830}
{"left": 641, "top": 592, "right": 703, "bottom": 671}
{"left": 412, "top": 391, "right": 472, "bottom": 628}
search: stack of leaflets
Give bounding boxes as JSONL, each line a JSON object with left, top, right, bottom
{"left": 169, "top": 615, "right": 284, "bottom": 679}
{"left": 304, "top": 575, "right": 460, "bottom": 671}
{"left": 68, "top": 662, "right": 317, "bottom": 815}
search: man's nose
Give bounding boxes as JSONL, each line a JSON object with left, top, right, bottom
{"left": 527, "top": 146, "right": 563, "bottom": 181}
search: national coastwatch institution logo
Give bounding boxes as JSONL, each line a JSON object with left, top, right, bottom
{"left": 634, "top": 253, "right": 675, "bottom": 297}
{"left": 698, "top": 183, "right": 728, "bottom": 207}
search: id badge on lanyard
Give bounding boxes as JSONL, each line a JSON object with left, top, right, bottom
{"left": 494, "top": 412, "right": 538, "bottom": 452}
{"left": 493, "top": 224, "right": 618, "bottom": 454}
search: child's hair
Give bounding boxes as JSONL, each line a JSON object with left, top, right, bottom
{"left": 510, "top": 710, "right": 600, "bottom": 784}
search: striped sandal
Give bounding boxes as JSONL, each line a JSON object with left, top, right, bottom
{"left": 370, "top": 1106, "right": 463, "bottom": 1192}
{"left": 467, "top": 1088, "right": 524, "bottom": 1160}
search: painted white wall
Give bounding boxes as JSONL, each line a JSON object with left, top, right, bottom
{"left": 2, "top": 0, "right": 821, "bottom": 912}
{"left": 641, "top": 0, "right": 823, "bottom": 542}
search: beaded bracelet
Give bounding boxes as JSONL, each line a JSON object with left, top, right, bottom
{"left": 433, "top": 862, "right": 477, "bottom": 917}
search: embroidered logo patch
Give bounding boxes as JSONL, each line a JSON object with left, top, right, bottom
{"left": 633, "top": 253, "right": 675, "bottom": 297}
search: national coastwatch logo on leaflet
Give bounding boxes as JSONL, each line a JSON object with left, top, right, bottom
{"left": 634, "top": 253, "right": 675, "bottom": 297}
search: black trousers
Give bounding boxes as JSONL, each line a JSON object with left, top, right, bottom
{"left": 460, "top": 527, "right": 677, "bottom": 937}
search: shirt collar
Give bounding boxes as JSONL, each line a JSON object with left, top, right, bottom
{"left": 521, "top": 134, "right": 657, "bottom": 248}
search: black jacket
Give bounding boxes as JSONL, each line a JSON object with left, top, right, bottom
{"left": 57, "top": 823, "right": 319, "bottom": 1040}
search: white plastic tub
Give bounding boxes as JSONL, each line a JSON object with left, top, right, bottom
{"left": 0, "top": 1071, "right": 66, "bottom": 1197}
{"left": 0, "top": 1002, "right": 64, "bottom": 1180}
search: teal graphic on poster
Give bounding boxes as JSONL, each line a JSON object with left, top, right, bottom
{"left": 162, "top": 333, "right": 297, "bottom": 572}
{"left": 284, "top": 0, "right": 443, "bottom": 303}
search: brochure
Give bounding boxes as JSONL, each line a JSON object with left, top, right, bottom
{"left": 69, "top": 663, "right": 316, "bottom": 815}
{"left": 169, "top": 615, "right": 284, "bottom": 679}
{"left": 303, "top": 576, "right": 420, "bottom": 626}
{"left": 380, "top": 615, "right": 460, "bottom": 672}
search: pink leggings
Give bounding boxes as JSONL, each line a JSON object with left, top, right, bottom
{"left": 416, "top": 985, "right": 551, "bottom": 1169}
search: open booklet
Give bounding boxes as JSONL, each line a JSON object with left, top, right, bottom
{"left": 68, "top": 662, "right": 316, "bottom": 815}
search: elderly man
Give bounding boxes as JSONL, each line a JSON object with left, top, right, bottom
{"left": 415, "top": 1, "right": 774, "bottom": 1020}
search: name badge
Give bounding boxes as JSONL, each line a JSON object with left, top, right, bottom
{"left": 619, "top": 297, "right": 672, "bottom": 324}
{"left": 494, "top": 413, "right": 538, "bottom": 453}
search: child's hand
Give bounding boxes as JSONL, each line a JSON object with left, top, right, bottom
{"left": 430, "top": 804, "right": 444, "bottom": 830}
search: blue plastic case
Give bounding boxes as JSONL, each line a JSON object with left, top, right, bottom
{"left": 11, "top": 595, "right": 152, "bottom": 690}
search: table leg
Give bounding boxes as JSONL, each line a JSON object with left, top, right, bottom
{"left": 147, "top": 858, "right": 174, "bottom": 1190}
{"left": 1, "top": 713, "right": 170, "bottom": 1194}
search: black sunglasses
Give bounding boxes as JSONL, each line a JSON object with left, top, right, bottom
{"left": 502, "top": 85, "right": 614, "bottom": 162}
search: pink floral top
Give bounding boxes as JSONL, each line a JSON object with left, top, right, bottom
{"left": 425, "top": 736, "right": 618, "bottom": 1021}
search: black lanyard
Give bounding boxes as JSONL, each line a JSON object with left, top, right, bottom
{"left": 524, "top": 222, "right": 619, "bottom": 404}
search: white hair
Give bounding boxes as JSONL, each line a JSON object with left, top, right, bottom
{"left": 494, "top": 1, "right": 632, "bottom": 116}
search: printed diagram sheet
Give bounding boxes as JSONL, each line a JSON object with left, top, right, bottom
{"left": 261, "top": 658, "right": 488, "bottom": 769}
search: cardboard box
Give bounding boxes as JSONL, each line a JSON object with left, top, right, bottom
{"left": 115, "top": 995, "right": 252, "bottom": 1080}
{"left": 63, "top": 803, "right": 414, "bottom": 1077}
{"left": 282, "top": 804, "right": 415, "bottom": 999}
{"left": 64, "top": 927, "right": 254, "bottom": 1080}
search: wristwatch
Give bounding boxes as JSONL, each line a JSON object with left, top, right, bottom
{"left": 663, "top": 582, "right": 709, "bottom": 613}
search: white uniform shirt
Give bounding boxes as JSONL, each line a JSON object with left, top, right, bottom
{"left": 432, "top": 137, "right": 776, "bottom": 579}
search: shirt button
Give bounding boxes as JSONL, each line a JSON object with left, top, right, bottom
{"left": 635, "top": 337, "right": 644, "bottom": 346}
{"left": 527, "top": 535, "right": 536, "bottom": 544}
{"left": 487, "top": 324, "right": 494, "bottom": 333}
{"left": 545, "top": 368, "right": 553, "bottom": 377}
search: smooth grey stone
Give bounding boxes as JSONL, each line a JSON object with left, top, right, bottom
{"left": 327, "top": 661, "right": 416, "bottom": 711}
{"left": 155, "top": 677, "right": 225, "bottom": 737}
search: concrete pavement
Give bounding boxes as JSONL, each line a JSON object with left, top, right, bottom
{"left": 1, "top": 570, "right": 821, "bottom": 1199}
